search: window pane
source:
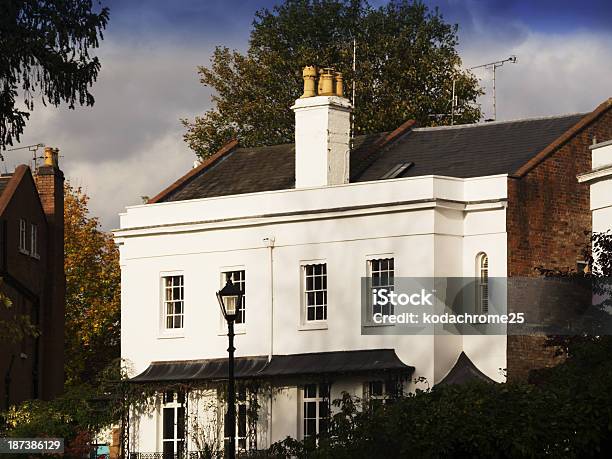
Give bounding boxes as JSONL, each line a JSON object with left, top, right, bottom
{"left": 305, "top": 401, "right": 316, "bottom": 418}
{"left": 305, "top": 419, "right": 316, "bottom": 437}
{"left": 163, "top": 408, "right": 174, "bottom": 439}
{"left": 238, "top": 404, "right": 247, "bottom": 437}
{"left": 304, "top": 384, "right": 316, "bottom": 398}
{"left": 319, "top": 401, "right": 328, "bottom": 419}
{"left": 163, "top": 441, "right": 174, "bottom": 455}
{"left": 307, "top": 292, "right": 315, "bottom": 306}
{"left": 307, "top": 307, "right": 315, "bottom": 321}
{"left": 177, "top": 407, "right": 185, "bottom": 438}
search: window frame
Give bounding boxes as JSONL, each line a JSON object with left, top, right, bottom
{"left": 368, "top": 256, "right": 395, "bottom": 320}
{"left": 30, "top": 223, "right": 39, "bottom": 259}
{"left": 299, "top": 261, "right": 328, "bottom": 329}
{"left": 159, "top": 272, "right": 185, "bottom": 337}
{"left": 301, "top": 383, "right": 330, "bottom": 441}
{"left": 363, "top": 380, "right": 395, "bottom": 408}
{"left": 18, "top": 218, "right": 28, "bottom": 254}
{"left": 160, "top": 390, "right": 185, "bottom": 456}
{"left": 221, "top": 269, "right": 246, "bottom": 326}
{"left": 476, "top": 253, "right": 489, "bottom": 314}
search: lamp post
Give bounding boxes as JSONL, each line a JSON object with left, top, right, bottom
{"left": 216, "top": 279, "right": 242, "bottom": 459}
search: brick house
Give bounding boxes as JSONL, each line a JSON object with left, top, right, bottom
{"left": 0, "top": 147, "right": 65, "bottom": 408}
{"left": 116, "top": 67, "right": 612, "bottom": 454}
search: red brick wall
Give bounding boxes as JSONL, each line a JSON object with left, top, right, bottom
{"left": 506, "top": 108, "right": 612, "bottom": 381}
{"left": 0, "top": 168, "right": 48, "bottom": 407}
{"left": 35, "top": 165, "right": 65, "bottom": 399}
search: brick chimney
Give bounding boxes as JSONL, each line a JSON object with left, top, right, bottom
{"left": 291, "top": 66, "right": 352, "bottom": 188}
{"left": 35, "top": 147, "right": 65, "bottom": 398}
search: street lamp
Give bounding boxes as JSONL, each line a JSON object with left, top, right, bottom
{"left": 217, "top": 278, "right": 243, "bottom": 459}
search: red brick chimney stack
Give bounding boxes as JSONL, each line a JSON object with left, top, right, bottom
{"left": 34, "top": 147, "right": 65, "bottom": 398}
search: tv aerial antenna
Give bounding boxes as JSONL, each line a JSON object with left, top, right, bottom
{"left": 448, "top": 55, "right": 517, "bottom": 124}
{"left": 4, "top": 143, "right": 45, "bottom": 171}
{"left": 468, "top": 55, "right": 517, "bottom": 122}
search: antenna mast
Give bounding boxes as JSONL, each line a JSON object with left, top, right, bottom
{"left": 469, "top": 55, "right": 517, "bottom": 121}
{"left": 350, "top": 37, "right": 357, "bottom": 144}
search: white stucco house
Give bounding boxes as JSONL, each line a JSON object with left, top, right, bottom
{"left": 115, "top": 70, "right": 612, "bottom": 456}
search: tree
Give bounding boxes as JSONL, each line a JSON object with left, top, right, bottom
{"left": 64, "top": 183, "right": 120, "bottom": 386}
{"left": 0, "top": 0, "right": 109, "bottom": 149}
{"left": 183, "top": 0, "right": 482, "bottom": 159}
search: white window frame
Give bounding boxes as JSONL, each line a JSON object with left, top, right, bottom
{"left": 219, "top": 266, "right": 247, "bottom": 335}
{"left": 368, "top": 256, "right": 395, "bottom": 319}
{"left": 159, "top": 272, "right": 185, "bottom": 337}
{"left": 221, "top": 269, "right": 246, "bottom": 325}
{"left": 476, "top": 253, "right": 489, "bottom": 314}
{"left": 30, "top": 223, "right": 39, "bottom": 259}
{"left": 301, "top": 383, "right": 330, "bottom": 441}
{"left": 363, "top": 380, "right": 394, "bottom": 407}
{"left": 217, "top": 386, "right": 256, "bottom": 453}
{"left": 300, "top": 261, "right": 328, "bottom": 330}
{"left": 18, "top": 219, "right": 28, "bottom": 254}
{"left": 160, "top": 390, "right": 185, "bottom": 456}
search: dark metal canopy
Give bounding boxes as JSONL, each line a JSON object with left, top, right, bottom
{"left": 130, "top": 356, "right": 269, "bottom": 383}
{"left": 130, "top": 349, "right": 413, "bottom": 383}
{"left": 258, "top": 349, "right": 413, "bottom": 377}
{"left": 437, "top": 351, "right": 495, "bottom": 386}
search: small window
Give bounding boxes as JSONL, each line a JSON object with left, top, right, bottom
{"left": 303, "top": 383, "right": 330, "bottom": 440}
{"left": 381, "top": 162, "right": 414, "bottom": 179}
{"left": 364, "top": 381, "right": 394, "bottom": 408}
{"left": 30, "top": 223, "right": 38, "bottom": 258}
{"left": 222, "top": 270, "right": 246, "bottom": 324}
{"left": 161, "top": 390, "right": 185, "bottom": 456}
{"left": 19, "top": 219, "right": 28, "bottom": 253}
{"left": 369, "top": 258, "right": 394, "bottom": 318}
{"left": 477, "top": 253, "right": 489, "bottom": 314}
{"left": 304, "top": 264, "right": 327, "bottom": 321}
{"left": 163, "top": 275, "right": 184, "bottom": 329}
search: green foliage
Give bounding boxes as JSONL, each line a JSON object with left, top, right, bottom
{"left": 266, "top": 337, "right": 612, "bottom": 458}
{"left": 0, "top": 0, "right": 109, "bottom": 149}
{"left": 1, "top": 360, "right": 126, "bottom": 458}
{"left": 183, "top": 0, "right": 482, "bottom": 159}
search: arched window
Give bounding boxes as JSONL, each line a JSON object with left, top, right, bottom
{"left": 476, "top": 253, "right": 489, "bottom": 314}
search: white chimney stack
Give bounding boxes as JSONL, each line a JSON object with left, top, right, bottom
{"left": 291, "top": 66, "right": 352, "bottom": 188}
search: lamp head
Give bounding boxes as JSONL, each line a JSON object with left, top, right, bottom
{"left": 216, "top": 278, "right": 242, "bottom": 321}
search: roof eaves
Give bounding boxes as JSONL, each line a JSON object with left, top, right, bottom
{"left": 512, "top": 98, "right": 612, "bottom": 178}
{"left": 147, "top": 139, "right": 239, "bottom": 204}
{"left": 0, "top": 165, "right": 30, "bottom": 216}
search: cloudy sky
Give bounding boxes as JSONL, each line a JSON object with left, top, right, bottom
{"left": 7, "top": 0, "right": 612, "bottom": 229}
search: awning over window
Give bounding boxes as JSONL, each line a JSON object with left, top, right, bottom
{"left": 130, "top": 349, "right": 413, "bottom": 383}
{"left": 130, "top": 356, "right": 269, "bottom": 383}
{"left": 258, "top": 349, "right": 413, "bottom": 377}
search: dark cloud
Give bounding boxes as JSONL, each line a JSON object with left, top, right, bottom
{"left": 6, "top": 1, "right": 612, "bottom": 229}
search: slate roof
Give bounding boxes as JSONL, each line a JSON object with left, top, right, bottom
{"left": 437, "top": 351, "right": 496, "bottom": 386}
{"left": 130, "top": 349, "right": 413, "bottom": 383}
{"left": 156, "top": 112, "right": 588, "bottom": 203}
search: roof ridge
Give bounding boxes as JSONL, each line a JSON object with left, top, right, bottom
{"left": 413, "top": 112, "right": 586, "bottom": 132}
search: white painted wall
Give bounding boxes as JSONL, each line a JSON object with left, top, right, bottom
{"left": 579, "top": 141, "right": 612, "bottom": 234}
{"left": 116, "top": 174, "right": 508, "bottom": 450}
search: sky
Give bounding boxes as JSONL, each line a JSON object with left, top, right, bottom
{"left": 7, "top": 0, "right": 612, "bottom": 230}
